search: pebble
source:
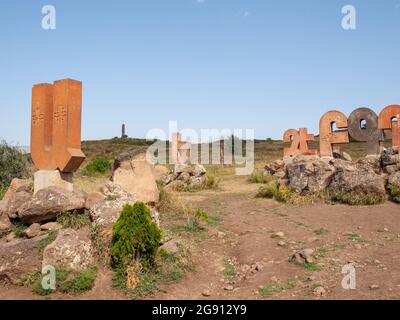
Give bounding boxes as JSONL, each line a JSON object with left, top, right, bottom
{"left": 370, "top": 285, "right": 380, "bottom": 290}
{"left": 313, "top": 286, "right": 326, "bottom": 296}
{"left": 273, "top": 232, "right": 285, "bottom": 238}
{"left": 278, "top": 241, "right": 286, "bottom": 247}
{"left": 224, "top": 285, "right": 234, "bottom": 291}
{"left": 202, "top": 290, "right": 211, "bottom": 297}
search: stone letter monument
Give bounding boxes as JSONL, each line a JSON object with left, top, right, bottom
{"left": 31, "top": 79, "right": 86, "bottom": 193}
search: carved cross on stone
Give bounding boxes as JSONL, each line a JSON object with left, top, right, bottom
{"left": 31, "top": 79, "right": 86, "bottom": 173}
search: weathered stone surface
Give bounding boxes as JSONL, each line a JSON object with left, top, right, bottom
{"left": 31, "top": 79, "right": 86, "bottom": 173}
{"left": 333, "top": 152, "right": 352, "bottom": 162}
{"left": 285, "top": 157, "right": 336, "bottom": 194}
{"left": 21, "top": 223, "right": 41, "bottom": 239}
{"left": 112, "top": 149, "right": 159, "bottom": 204}
{"left": 1, "top": 191, "right": 32, "bottom": 220}
{"left": 163, "top": 164, "right": 209, "bottom": 191}
{"left": 329, "top": 159, "right": 385, "bottom": 194}
{"left": 0, "top": 201, "right": 11, "bottom": 231}
{"left": 17, "top": 187, "right": 86, "bottom": 224}
{"left": 3, "top": 178, "right": 32, "bottom": 200}
{"left": 42, "top": 228, "right": 94, "bottom": 271}
{"left": 91, "top": 182, "right": 136, "bottom": 227}
{"left": 159, "top": 239, "right": 179, "bottom": 254}
{"left": 319, "top": 111, "right": 349, "bottom": 157}
{"left": 388, "top": 171, "right": 400, "bottom": 188}
{"left": 264, "top": 159, "right": 285, "bottom": 175}
{"left": 34, "top": 170, "right": 73, "bottom": 193}
{"left": 40, "top": 222, "right": 62, "bottom": 231}
{"left": 0, "top": 235, "right": 47, "bottom": 284}
{"left": 85, "top": 192, "right": 104, "bottom": 210}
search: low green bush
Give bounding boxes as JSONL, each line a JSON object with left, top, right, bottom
{"left": 329, "top": 191, "right": 386, "bottom": 206}
{"left": 387, "top": 184, "right": 400, "bottom": 203}
{"left": 111, "top": 203, "right": 162, "bottom": 271}
{"left": 83, "top": 157, "right": 111, "bottom": 175}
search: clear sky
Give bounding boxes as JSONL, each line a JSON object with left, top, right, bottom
{"left": 1, "top": 0, "right": 400, "bottom": 145}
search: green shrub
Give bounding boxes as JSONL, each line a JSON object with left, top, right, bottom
{"left": 111, "top": 203, "right": 162, "bottom": 271}
{"left": 37, "top": 230, "right": 58, "bottom": 256}
{"left": 249, "top": 173, "right": 265, "bottom": 184}
{"left": 0, "top": 140, "right": 32, "bottom": 199}
{"left": 387, "top": 184, "right": 400, "bottom": 203}
{"left": 329, "top": 191, "right": 386, "bottom": 206}
{"left": 83, "top": 157, "right": 111, "bottom": 175}
{"left": 14, "top": 222, "right": 29, "bottom": 238}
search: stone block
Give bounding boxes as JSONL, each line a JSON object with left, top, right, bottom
{"left": 34, "top": 170, "right": 73, "bottom": 194}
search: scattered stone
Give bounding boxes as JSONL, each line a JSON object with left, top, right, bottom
{"left": 369, "top": 284, "right": 380, "bottom": 290}
{"left": 354, "top": 244, "right": 362, "bottom": 250}
{"left": 292, "top": 248, "right": 314, "bottom": 264}
{"left": 42, "top": 228, "right": 95, "bottom": 271}
{"left": 21, "top": 223, "right": 41, "bottom": 239}
{"left": 224, "top": 285, "right": 234, "bottom": 291}
{"left": 17, "top": 187, "right": 86, "bottom": 224}
{"left": 278, "top": 241, "right": 286, "bottom": 247}
{"left": 84, "top": 192, "right": 104, "bottom": 210}
{"left": 313, "top": 286, "right": 326, "bottom": 296}
{"left": 217, "top": 231, "right": 226, "bottom": 239}
{"left": 273, "top": 232, "right": 285, "bottom": 239}
{"left": 0, "top": 191, "right": 31, "bottom": 220}
{"left": 5, "top": 232, "right": 15, "bottom": 242}
{"left": 202, "top": 290, "right": 211, "bottom": 297}
{"left": 0, "top": 235, "right": 47, "bottom": 284}
{"left": 159, "top": 239, "right": 179, "bottom": 254}
{"left": 241, "top": 264, "right": 251, "bottom": 273}
{"left": 40, "top": 222, "right": 62, "bottom": 231}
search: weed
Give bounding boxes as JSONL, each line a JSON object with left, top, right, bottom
{"left": 57, "top": 211, "right": 90, "bottom": 229}
{"left": 329, "top": 191, "right": 386, "bottom": 206}
{"left": 301, "top": 263, "right": 321, "bottom": 272}
{"left": 223, "top": 260, "right": 236, "bottom": 278}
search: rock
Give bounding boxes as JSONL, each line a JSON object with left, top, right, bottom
{"left": 2, "top": 178, "right": 32, "bottom": 200}
{"left": 273, "top": 232, "right": 285, "bottom": 239}
{"left": 0, "top": 201, "right": 11, "bottom": 231}
{"left": 241, "top": 264, "right": 251, "bottom": 273}
{"left": 313, "top": 286, "right": 326, "bottom": 296}
{"left": 278, "top": 241, "right": 286, "bottom": 247}
{"left": 42, "top": 228, "right": 95, "bottom": 271}
{"left": 192, "top": 164, "right": 207, "bottom": 177}
{"left": 17, "top": 187, "right": 86, "bottom": 224}
{"left": 0, "top": 191, "right": 32, "bottom": 220}
{"left": 285, "top": 158, "right": 336, "bottom": 194}
{"left": 224, "top": 285, "right": 234, "bottom": 291}
{"left": 292, "top": 249, "right": 314, "bottom": 264}
{"left": 384, "top": 165, "right": 400, "bottom": 174}
{"left": 40, "top": 222, "right": 62, "bottom": 231}
{"left": 85, "top": 192, "right": 104, "bottom": 210}
{"left": 0, "top": 235, "right": 47, "bottom": 284}
{"left": 388, "top": 172, "right": 400, "bottom": 188}
{"left": 333, "top": 152, "right": 352, "bottom": 162}
{"left": 202, "top": 289, "right": 211, "bottom": 297}
{"left": 154, "top": 165, "right": 171, "bottom": 180}
{"left": 5, "top": 232, "right": 15, "bottom": 242}
{"left": 329, "top": 159, "right": 385, "bottom": 194}
{"left": 90, "top": 183, "right": 136, "bottom": 227}
{"left": 159, "top": 239, "right": 179, "bottom": 254}
{"left": 21, "top": 223, "right": 41, "bottom": 239}
{"left": 369, "top": 284, "right": 380, "bottom": 290}
{"left": 111, "top": 149, "right": 159, "bottom": 204}
{"left": 217, "top": 231, "right": 226, "bottom": 239}
{"left": 177, "top": 172, "right": 191, "bottom": 182}
{"left": 265, "top": 160, "right": 285, "bottom": 175}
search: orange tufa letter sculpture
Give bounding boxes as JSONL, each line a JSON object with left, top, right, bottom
{"left": 378, "top": 105, "right": 400, "bottom": 149}
{"left": 283, "top": 128, "right": 317, "bottom": 157}
{"left": 319, "top": 110, "right": 349, "bottom": 157}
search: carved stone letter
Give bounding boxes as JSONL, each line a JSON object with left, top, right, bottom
{"left": 319, "top": 110, "right": 349, "bottom": 157}
{"left": 378, "top": 105, "right": 400, "bottom": 149}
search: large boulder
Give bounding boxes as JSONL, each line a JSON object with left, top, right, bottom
{"left": 0, "top": 191, "right": 32, "bottom": 220}
{"left": 285, "top": 157, "right": 336, "bottom": 194}
{"left": 388, "top": 171, "right": 400, "bottom": 188}
{"left": 17, "top": 187, "right": 86, "bottom": 224}
{"left": 42, "top": 228, "right": 95, "bottom": 271}
{"left": 111, "top": 148, "right": 159, "bottom": 204}
{"left": 329, "top": 159, "right": 386, "bottom": 194}
{"left": 0, "top": 235, "right": 47, "bottom": 284}
{"left": 2, "top": 178, "right": 32, "bottom": 200}
{"left": 264, "top": 159, "right": 285, "bottom": 176}
{"left": 90, "top": 182, "right": 136, "bottom": 227}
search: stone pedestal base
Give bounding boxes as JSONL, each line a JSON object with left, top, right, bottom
{"left": 34, "top": 170, "right": 73, "bottom": 194}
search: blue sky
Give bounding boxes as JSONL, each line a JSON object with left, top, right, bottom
{"left": 1, "top": 0, "right": 400, "bottom": 145}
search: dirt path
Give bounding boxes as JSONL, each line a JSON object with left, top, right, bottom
{"left": 150, "top": 175, "right": 400, "bottom": 300}
{"left": 2, "top": 175, "right": 400, "bottom": 300}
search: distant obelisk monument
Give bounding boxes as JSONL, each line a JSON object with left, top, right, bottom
{"left": 121, "top": 123, "right": 128, "bottom": 139}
